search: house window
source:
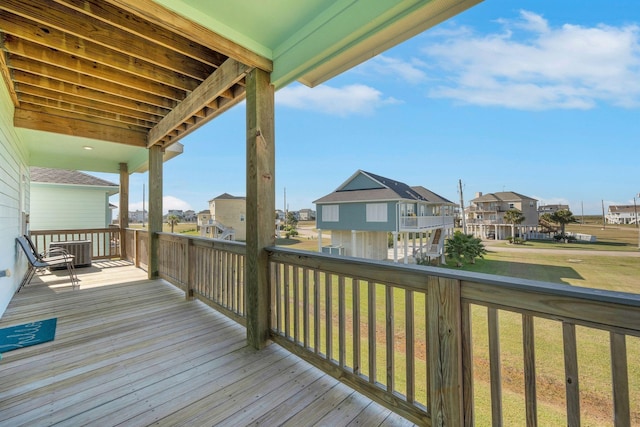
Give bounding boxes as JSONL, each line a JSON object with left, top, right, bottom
{"left": 529, "top": 201, "right": 534, "bottom": 207}
{"left": 322, "top": 205, "right": 339, "bottom": 222}
{"left": 240, "top": 214, "right": 245, "bottom": 222}
{"left": 366, "top": 203, "right": 387, "bottom": 222}
{"left": 509, "top": 203, "right": 515, "bottom": 209}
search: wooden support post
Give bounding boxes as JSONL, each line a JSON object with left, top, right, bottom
{"left": 245, "top": 67, "right": 275, "bottom": 349}
{"left": 119, "top": 162, "right": 129, "bottom": 259}
{"left": 427, "top": 276, "right": 464, "bottom": 426}
{"left": 148, "top": 145, "right": 163, "bottom": 279}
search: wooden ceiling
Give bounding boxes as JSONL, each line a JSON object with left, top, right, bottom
{"left": 0, "top": 0, "right": 272, "bottom": 149}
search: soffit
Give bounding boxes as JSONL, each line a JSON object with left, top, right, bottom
{"left": 0, "top": 0, "right": 481, "bottom": 173}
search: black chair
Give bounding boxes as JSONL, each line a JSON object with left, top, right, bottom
{"left": 16, "top": 236, "right": 79, "bottom": 292}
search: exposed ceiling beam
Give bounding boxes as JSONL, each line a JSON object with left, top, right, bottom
{"left": 148, "top": 58, "right": 251, "bottom": 148}
{"left": 105, "top": 0, "right": 272, "bottom": 72}
{"left": 0, "top": 0, "right": 215, "bottom": 80}
{"left": 14, "top": 108, "right": 148, "bottom": 146}
{"left": 4, "top": 39, "right": 186, "bottom": 100}
{"left": 52, "top": 0, "right": 228, "bottom": 67}
{"left": 20, "top": 102, "right": 151, "bottom": 133}
{"left": 8, "top": 56, "right": 178, "bottom": 108}
{"left": 19, "top": 97, "right": 156, "bottom": 129}
{"left": 0, "top": 11, "right": 200, "bottom": 91}
{"left": 16, "top": 83, "right": 165, "bottom": 123}
{"left": 13, "top": 72, "right": 171, "bottom": 116}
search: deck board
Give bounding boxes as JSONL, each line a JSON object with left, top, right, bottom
{"left": 0, "top": 262, "right": 415, "bottom": 426}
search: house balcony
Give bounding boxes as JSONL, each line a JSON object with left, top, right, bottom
{"left": 4, "top": 228, "right": 639, "bottom": 426}
{"left": 398, "top": 215, "right": 454, "bottom": 232}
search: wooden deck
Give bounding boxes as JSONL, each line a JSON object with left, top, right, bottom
{"left": 0, "top": 261, "right": 415, "bottom": 426}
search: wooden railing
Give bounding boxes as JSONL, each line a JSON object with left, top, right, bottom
{"left": 266, "top": 248, "right": 640, "bottom": 426}
{"left": 156, "top": 233, "right": 246, "bottom": 325}
{"left": 30, "top": 227, "right": 120, "bottom": 260}
{"left": 399, "top": 215, "right": 454, "bottom": 231}
{"left": 130, "top": 231, "right": 640, "bottom": 426}
{"left": 123, "top": 228, "right": 148, "bottom": 270}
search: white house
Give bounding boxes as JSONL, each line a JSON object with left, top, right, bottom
{"left": 606, "top": 205, "right": 638, "bottom": 225}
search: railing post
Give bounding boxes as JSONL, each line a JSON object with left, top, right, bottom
{"left": 245, "top": 67, "right": 275, "bottom": 349}
{"left": 427, "top": 276, "right": 464, "bottom": 426}
{"left": 147, "top": 145, "right": 163, "bottom": 279}
{"left": 119, "top": 162, "right": 129, "bottom": 260}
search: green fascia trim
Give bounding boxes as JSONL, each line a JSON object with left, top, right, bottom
{"left": 271, "top": 0, "right": 417, "bottom": 88}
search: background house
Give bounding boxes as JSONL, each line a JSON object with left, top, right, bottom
{"left": 29, "top": 167, "right": 119, "bottom": 231}
{"left": 315, "top": 170, "right": 455, "bottom": 263}
{"left": 606, "top": 205, "right": 639, "bottom": 225}
{"left": 298, "top": 208, "right": 316, "bottom": 221}
{"left": 466, "top": 191, "right": 539, "bottom": 239}
{"left": 200, "top": 193, "right": 246, "bottom": 241}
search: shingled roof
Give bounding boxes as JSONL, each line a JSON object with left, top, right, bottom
{"left": 209, "top": 193, "right": 246, "bottom": 202}
{"left": 30, "top": 167, "right": 117, "bottom": 187}
{"left": 471, "top": 191, "right": 537, "bottom": 203}
{"left": 314, "top": 170, "right": 454, "bottom": 204}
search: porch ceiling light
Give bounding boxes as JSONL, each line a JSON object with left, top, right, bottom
{"left": 83, "top": 146, "right": 93, "bottom": 150}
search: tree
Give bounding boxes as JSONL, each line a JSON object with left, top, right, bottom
{"left": 504, "top": 208, "right": 525, "bottom": 242}
{"left": 445, "top": 231, "right": 487, "bottom": 267}
{"left": 286, "top": 211, "right": 298, "bottom": 229}
{"left": 504, "top": 208, "right": 525, "bottom": 226}
{"left": 166, "top": 214, "right": 180, "bottom": 233}
{"left": 550, "top": 209, "right": 578, "bottom": 242}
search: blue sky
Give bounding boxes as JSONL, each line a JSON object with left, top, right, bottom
{"left": 99, "top": 0, "right": 640, "bottom": 216}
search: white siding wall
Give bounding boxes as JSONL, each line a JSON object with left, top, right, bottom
{"left": 30, "top": 185, "right": 110, "bottom": 230}
{"left": 0, "top": 79, "right": 30, "bottom": 315}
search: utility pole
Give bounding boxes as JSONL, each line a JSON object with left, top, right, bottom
{"left": 601, "top": 200, "right": 605, "bottom": 229}
{"left": 458, "top": 179, "right": 466, "bottom": 231}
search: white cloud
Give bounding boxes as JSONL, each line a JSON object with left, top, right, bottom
{"left": 364, "top": 55, "right": 428, "bottom": 84}
{"left": 423, "top": 10, "right": 640, "bottom": 110}
{"left": 129, "top": 196, "right": 191, "bottom": 214}
{"left": 276, "top": 83, "right": 400, "bottom": 116}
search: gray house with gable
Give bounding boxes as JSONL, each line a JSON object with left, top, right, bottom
{"left": 314, "top": 170, "right": 456, "bottom": 263}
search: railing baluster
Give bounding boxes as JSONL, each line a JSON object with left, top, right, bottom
{"left": 353, "top": 278, "right": 361, "bottom": 375}
{"left": 563, "top": 322, "right": 580, "bottom": 427}
{"left": 405, "top": 289, "right": 415, "bottom": 403}
{"left": 522, "top": 314, "right": 537, "bottom": 427}
{"left": 303, "top": 267, "right": 310, "bottom": 349}
{"left": 294, "top": 266, "right": 300, "bottom": 344}
{"left": 325, "top": 273, "right": 333, "bottom": 362}
{"left": 386, "top": 284, "right": 394, "bottom": 392}
{"left": 274, "top": 262, "right": 281, "bottom": 333}
{"left": 461, "top": 301, "right": 472, "bottom": 427}
{"left": 284, "top": 265, "right": 290, "bottom": 338}
{"left": 314, "top": 270, "right": 320, "bottom": 354}
{"left": 368, "top": 280, "right": 376, "bottom": 384}
{"left": 610, "top": 332, "right": 630, "bottom": 427}
{"left": 488, "top": 307, "right": 502, "bottom": 426}
{"left": 339, "top": 275, "right": 346, "bottom": 369}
